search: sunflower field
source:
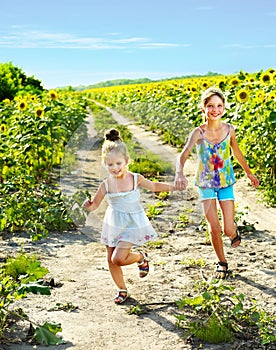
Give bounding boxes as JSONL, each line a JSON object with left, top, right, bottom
{"left": 0, "top": 87, "right": 88, "bottom": 239}
{"left": 85, "top": 69, "right": 276, "bottom": 206}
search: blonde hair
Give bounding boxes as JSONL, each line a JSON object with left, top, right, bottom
{"left": 101, "top": 129, "right": 129, "bottom": 164}
{"left": 199, "top": 87, "right": 226, "bottom": 108}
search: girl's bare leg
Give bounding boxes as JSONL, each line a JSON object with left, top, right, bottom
{"left": 219, "top": 200, "right": 240, "bottom": 247}
{"left": 202, "top": 199, "right": 226, "bottom": 264}
{"left": 106, "top": 242, "right": 144, "bottom": 291}
{"left": 106, "top": 246, "right": 127, "bottom": 291}
{"left": 202, "top": 199, "right": 228, "bottom": 278}
{"left": 112, "top": 241, "right": 144, "bottom": 266}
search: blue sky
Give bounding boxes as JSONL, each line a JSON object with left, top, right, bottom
{"left": 1, "top": 0, "right": 276, "bottom": 89}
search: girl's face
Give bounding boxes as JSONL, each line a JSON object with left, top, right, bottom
{"left": 202, "top": 95, "right": 225, "bottom": 121}
{"left": 105, "top": 151, "right": 128, "bottom": 178}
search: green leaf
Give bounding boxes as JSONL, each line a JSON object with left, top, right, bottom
{"left": 185, "top": 295, "right": 204, "bottom": 306}
{"left": 34, "top": 323, "right": 64, "bottom": 345}
{"left": 251, "top": 310, "right": 260, "bottom": 322}
{"left": 268, "top": 111, "right": 276, "bottom": 123}
{"left": 18, "top": 282, "right": 51, "bottom": 295}
{"left": 202, "top": 291, "right": 212, "bottom": 301}
{"left": 233, "top": 302, "right": 243, "bottom": 314}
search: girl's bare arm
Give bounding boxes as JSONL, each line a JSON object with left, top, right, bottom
{"left": 137, "top": 174, "right": 177, "bottom": 192}
{"left": 175, "top": 128, "right": 201, "bottom": 189}
{"left": 82, "top": 182, "right": 106, "bottom": 211}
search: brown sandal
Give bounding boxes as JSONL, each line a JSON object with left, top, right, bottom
{"left": 138, "top": 251, "right": 149, "bottom": 278}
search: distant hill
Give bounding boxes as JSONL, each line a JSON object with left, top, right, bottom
{"left": 73, "top": 78, "right": 153, "bottom": 91}
{"left": 70, "top": 72, "right": 221, "bottom": 91}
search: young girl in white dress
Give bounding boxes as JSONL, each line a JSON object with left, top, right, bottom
{"left": 83, "top": 129, "right": 181, "bottom": 304}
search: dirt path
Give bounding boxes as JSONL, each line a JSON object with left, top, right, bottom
{"left": 1, "top": 109, "right": 276, "bottom": 350}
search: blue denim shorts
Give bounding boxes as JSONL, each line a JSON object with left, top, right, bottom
{"left": 198, "top": 185, "right": 235, "bottom": 202}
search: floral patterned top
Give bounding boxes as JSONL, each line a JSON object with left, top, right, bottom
{"left": 195, "top": 124, "right": 236, "bottom": 188}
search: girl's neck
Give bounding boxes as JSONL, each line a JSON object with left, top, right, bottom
{"left": 205, "top": 120, "right": 223, "bottom": 131}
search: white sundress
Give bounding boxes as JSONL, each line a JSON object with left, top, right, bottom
{"left": 101, "top": 173, "right": 158, "bottom": 247}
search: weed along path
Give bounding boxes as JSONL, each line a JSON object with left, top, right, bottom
{"left": 2, "top": 108, "right": 276, "bottom": 350}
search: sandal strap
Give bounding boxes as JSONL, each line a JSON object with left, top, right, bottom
{"left": 231, "top": 234, "right": 241, "bottom": 245}
{"left": 118, "top": 289, "right": 128, "bottom": 293}
{"left": 215, "top": 262, "right": 228, "bottom": 279}
{"left": 217, "top": 261, "right": 228, "bottom": 268}
{"left": 139, "top": 266, "right": 149, "bottom": 271}
{"left": 138, "top": 251, "right": 149, "bottom": 266}
{"left": 114, "top": 290, "right": 129, "bottom": 303}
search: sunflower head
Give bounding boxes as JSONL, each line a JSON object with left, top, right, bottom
{"left": 36, "top": 107, "right": 44, "bottom": 117}
{"left": 230, "top": 78, "right": 240, "bottom": 86}
{"left": 266, "top": 90, "right": 276, "bottom": 101}
{"left": 49, "top": 90, "right": 58, "bottom": 100}
{"left": 236, "top": 89, "right": 249, "bottom": 103}
{"left": 255, "top": 90, "right": 265, "bottom": 101}
{"left": 1, "top": 124, "right": 7, "bottom": 133}
{"left": 19, "top": 100, "right": 27, "bottom": 111}
{"left": 260, "top": 72, "right": 271, "bottom": 84}
{"left": 218, "top": 80, "right": 226, "bottom": 89}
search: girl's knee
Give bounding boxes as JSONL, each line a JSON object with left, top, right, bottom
{"left": 208, "top": 222, "right": 221, "bottom": 236}
{"left": 111, "top": 255, "right": 125, "bottom": 266}
{"left": 209, "top": 230, "right": 222, "bottom": 238}
{"left": 107, "top": 255, "right": 113, "bottom": 265}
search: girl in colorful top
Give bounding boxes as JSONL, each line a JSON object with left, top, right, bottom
{"left": 83, "top": 128, "right": 181, "bottom": 304}
{"left": 174, "top": 87, "right": 259, "bottom": 279}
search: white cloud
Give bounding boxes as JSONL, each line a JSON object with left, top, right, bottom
{"left": 0, "top": 27, "right": 184, "bottom": 50}
{"left": 139, "top": 42, "right": 186, "bottom": 49}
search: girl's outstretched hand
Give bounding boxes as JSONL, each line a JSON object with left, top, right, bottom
{"left": 82, "top": 198, "right": 93, "bottom": 210}
{"left": 174, "top": 174, "right": 188, "bottom": 191}
{"left": 247, "top": 173, "right": 260, "bottom": 188}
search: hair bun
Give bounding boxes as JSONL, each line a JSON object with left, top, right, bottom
{"left": 105, "top": 129, "right": 122, "bottom": 142}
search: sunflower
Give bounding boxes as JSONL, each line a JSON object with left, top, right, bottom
{"left": 260, "top": 72, "right": 271, "bottom": 84}
{"left": 2, "top": 165, "right": 9, "bottom": 175}
{"left": 1, "top": 124, "right": 7, "bottom": 133}
{"left": 190, "top": 85, "right": 197, "bottom": 92}
{"left": 49, "top": 90, "right": 58, "bottom": 100}
{"left": 19, "top": 100, "right": 27, "bottom": 110}
{"left": 218, "top": 80, "right": 226, "bottom": 89}
{"left": 236, "top": 89, "right": 249, "bottom": 103}
{"left": 2, "top": 98, "right": 10, "bottom": 105}
{"left": 230, "top": 78, "right": 240, "bottom": 86}
{"left": 36, "top": 107, "right": 44, "bottom": 117}
{"left": 255, "top": 90, "right": 265, "bottom": 101}
{"left": 247, "top": 77, "right": 255, "bottom": 83}
{"left": 266, "top": 90, "right": 276, "bottom": 101}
